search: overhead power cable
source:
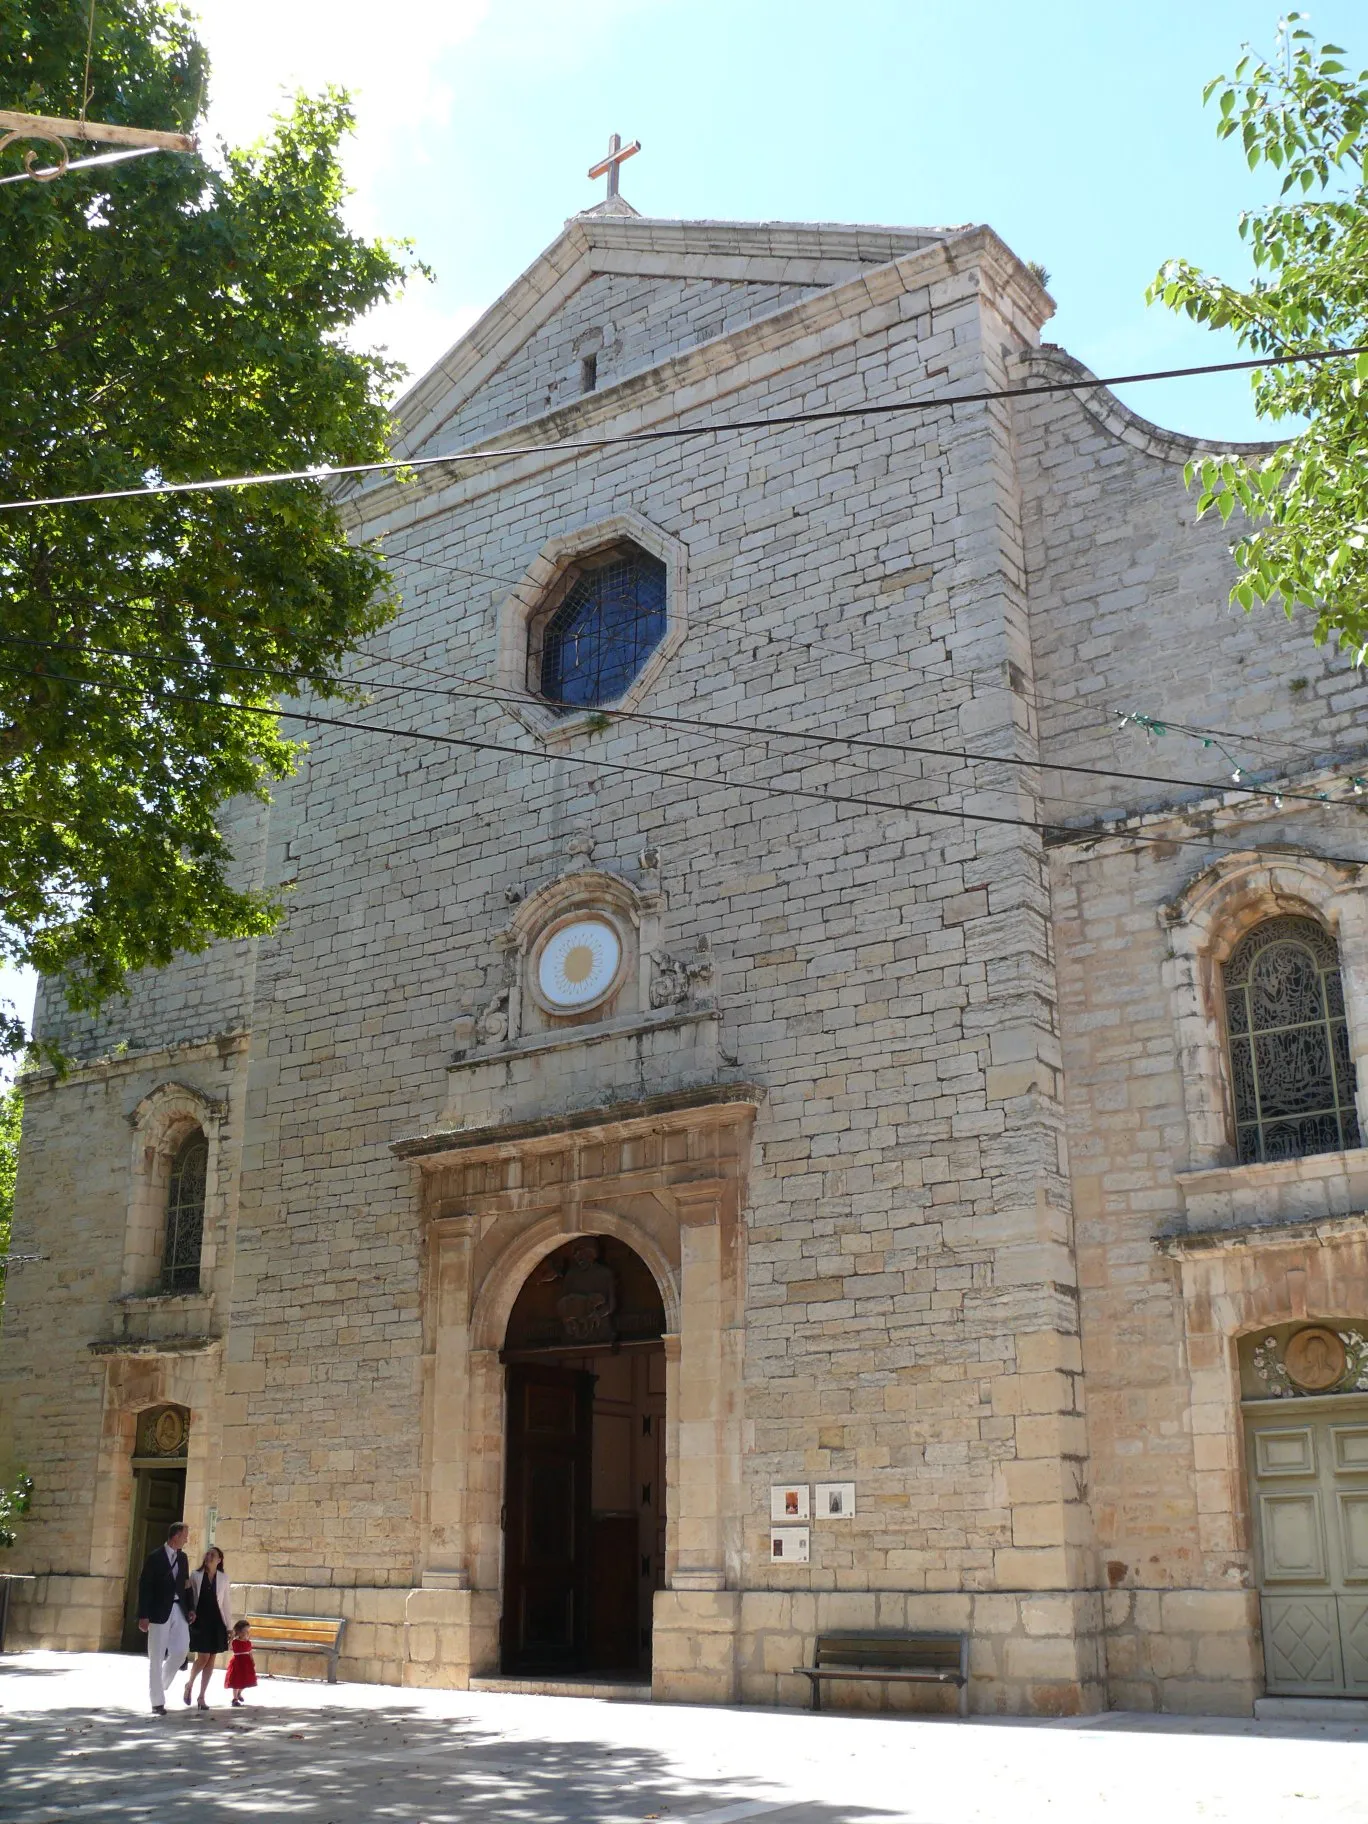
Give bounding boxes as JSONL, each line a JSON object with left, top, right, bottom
{"left": 370, "top": 543, "right": 1368, "bottom": 792}
{"left": 1, "top": 342, "right": 1364, "bottom": 515}
{"left": 0, "top": 629, "right": 1355, "bottom": 814}
{"left": 0, "top": 652, "right": 1362, "bottom": 872}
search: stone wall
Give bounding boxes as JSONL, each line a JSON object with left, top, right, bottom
{"left": 423, "top": 272, "right": 827, "bottom": 454}
{"left": 9, "top": 212, "right": 1365, "bottom": 1714}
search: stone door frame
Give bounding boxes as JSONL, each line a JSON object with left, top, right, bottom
{"left": 397, "top": 1083, "right": 760, "bottom": 1686}
{"left": 1159, "top": 1216, "right": 1368, "bottom": 1577}
{"left": 83, "top": 1344, "right": 221, "bottom": 1648}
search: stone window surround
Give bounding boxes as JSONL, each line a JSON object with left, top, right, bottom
{"left": 121, "top": 1081, "right": 227, "bottom": 1302}
{"left": 1160, "top": 851, "right": 1368, "bottom": 1176}
{"left": 494, "top": 510, "right": 689, "bottom": 744}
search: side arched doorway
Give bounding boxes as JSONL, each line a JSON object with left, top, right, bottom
{"left": 120, "top": 1404, "right": 190, "bottom": 1652}
{"left": 500, "top": 1235, "right": 666, "bottom": 1677}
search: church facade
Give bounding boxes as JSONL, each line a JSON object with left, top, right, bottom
{"left": 4, "top": 198, "right": 1368, "bottom": 1716}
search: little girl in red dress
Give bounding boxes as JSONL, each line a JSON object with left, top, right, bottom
{"left": 224, "top": 1620, "right": 258, "bottom": 1706}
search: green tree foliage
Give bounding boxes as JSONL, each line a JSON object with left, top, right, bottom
{"left": 0, "top": 1471, "right": 34, "bottom": 1549}
{"left": 1151, "top": 16, "right": 1368, "bottom": 655}
{"left": 0, "top": 1085, "right": 20, "bottom": 1315}
{"left": 0, "top": 3, "right": 417, "bottom": 1053}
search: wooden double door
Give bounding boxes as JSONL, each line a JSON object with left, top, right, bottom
{"left": 1248, "top": 1399, "right": 1368, "bottom": 1695}
{"left": 501, "top": 1352, "right": 665, "bottom": 1676}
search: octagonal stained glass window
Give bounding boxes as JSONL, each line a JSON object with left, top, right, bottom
{"left": 535, "top": 544, "right": 667, "bottom": 713}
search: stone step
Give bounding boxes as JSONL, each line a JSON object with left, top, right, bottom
{"left": 468, "top": 1674, "right": 653, "bottom": 1701}
{"left": 1254, "top": 1696, "right": 1368, "bottom": 1723}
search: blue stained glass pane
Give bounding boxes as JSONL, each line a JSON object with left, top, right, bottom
{"left": 539, "top": 550, "right": 667, "bottom": 712}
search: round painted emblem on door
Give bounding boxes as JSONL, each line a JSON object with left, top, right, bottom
{"left": 535, "top": 918, "right": 622, "bottom": 1010}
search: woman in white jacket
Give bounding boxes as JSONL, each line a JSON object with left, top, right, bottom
{"left": 184, "top": 1546, "right": 233, "bottom": 1708}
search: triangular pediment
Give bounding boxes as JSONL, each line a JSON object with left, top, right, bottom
{"left": 394, "top": 214, "right": 958, "bottom": 461}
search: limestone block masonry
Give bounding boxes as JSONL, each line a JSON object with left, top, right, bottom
{"left": 5, "top": 208, "right": 1368, "bottom": 1716}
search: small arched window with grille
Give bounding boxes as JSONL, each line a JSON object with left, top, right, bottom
{"left": 162, "top": 1130, "right": 208, "bottom": 1293}
{"left": 533, "top": 544, "right": 667, "bottom": 713}
{"left": 1222, "top": 915, "right": 1361, "bottom": 1164}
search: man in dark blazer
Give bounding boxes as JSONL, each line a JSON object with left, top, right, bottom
{"left": 137, "top": 1521, "right": 195, "bottom": 1713}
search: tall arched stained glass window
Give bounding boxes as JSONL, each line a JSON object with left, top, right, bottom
{"left": 535, "top": 545, "right": 667, "bottom": 713}
{"left": 162, "top": 1130, "right": 208, "bottom": 1292}
{"left": 1222, "top": 916, "right": 1360, "bottom": 1164}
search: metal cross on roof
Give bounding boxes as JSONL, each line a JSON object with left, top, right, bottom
{"left": 587, "top": 131, "right": 640, "bottom": 203}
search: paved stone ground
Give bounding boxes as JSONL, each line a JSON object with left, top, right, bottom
{"left": 2, "top": 1654, "right": 1367, "bottom": 1824}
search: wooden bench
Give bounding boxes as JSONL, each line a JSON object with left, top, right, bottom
{"left": 243, "top": 1614, "right": 346, "bottom": 1683}
{"left": 795, "top": 1630, "right": 969, "bottom": 1716}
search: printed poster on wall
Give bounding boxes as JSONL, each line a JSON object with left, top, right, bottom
{"left": 769, "top": 1484, "right": 809, "bottom": 1521}
{"left": 769, "top": 1527, "right": 810, "bottom": 1563}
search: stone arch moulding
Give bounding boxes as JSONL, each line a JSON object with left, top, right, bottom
{"left": 1159, "top": 850, "right": 1368, "bottom": 1168}
{"left": 494, "top": 509, "right": 689, "bottom": 743}
{"left": 121, "top": 1080, "right": 227, "bottom": 1299}
{"left": 468, "top": 1205, "right": 682, "bottom": 1353}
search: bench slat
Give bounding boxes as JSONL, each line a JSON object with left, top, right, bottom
{"left": 241, "top": 1613, "right": 346, "bottom": 1682}
{"left": 795, "top": 1630, "right": 969, "bottom": 1717}
{"left": 249, "top": 1621, "right": 343, "bottom": 1640}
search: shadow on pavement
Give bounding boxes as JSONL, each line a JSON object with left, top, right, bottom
{"left": 0, "top": 1700, "right": 898, "bottom": 1824}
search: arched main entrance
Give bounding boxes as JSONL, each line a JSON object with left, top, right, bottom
{"left": 499, "top": 1235, "right": 666, "bottom": 1676}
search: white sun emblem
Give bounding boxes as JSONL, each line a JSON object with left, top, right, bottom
{"left": 537, "top": 919, "right": 622, "bottom": 1008}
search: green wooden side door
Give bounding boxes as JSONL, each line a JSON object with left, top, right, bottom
{"left": 1248, "top": 1403, "right": 1368, "bottom": 1695}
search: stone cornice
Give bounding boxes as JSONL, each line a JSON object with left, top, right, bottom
{"left": 1015, "top": 345, "right": 1281, "bottom": 465}
{"left": 392, "top": 1079, "right": 765, "bottom": 1162}
{"left": 1043, "top": 757, "right": 1368, "bottom": 863}
{"left": 19, "top": 1028, "right": 251, "bottom": 1097}
{"left": 87, "top": 1335, "right": 223, "bottom": 1357}
{"left": 449, "top": 1005, "right": 718, "bottom": 1073}
{"left": 1155, "top": 1211, "right": 1368, "bottom": 1259}
{"left": 390, "top": 215, "right": 963, "bottom": 455}
{"left": 342, "top": 225, "right": 1046, "bottom": 535}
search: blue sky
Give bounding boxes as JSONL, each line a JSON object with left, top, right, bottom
{"left": 198, "top": 0, "right": 1365, "bottom": 439}
{"left": 5, "top": 2, "right": 1361, "bottom": 1036}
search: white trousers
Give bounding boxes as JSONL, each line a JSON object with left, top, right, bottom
{"left": 146, "top": 1606, "right": 190, "bottom": 1709}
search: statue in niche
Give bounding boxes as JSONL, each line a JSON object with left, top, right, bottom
{"left": 539, "top": 1238, "right": 618, "bottom": 1343}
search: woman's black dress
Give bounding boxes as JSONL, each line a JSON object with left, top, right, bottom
{"left": 188, "top": 1579, "right": 228, "bottom": 1656}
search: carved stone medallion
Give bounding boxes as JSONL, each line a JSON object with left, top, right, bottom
{"left": 136, "top": 1404, "right": 189, "bottom": 1457}
{"left": 1284, "top": 1325, "right": 1349, "bottom": 1392}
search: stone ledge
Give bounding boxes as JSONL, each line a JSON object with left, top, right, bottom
{"left": 449, "top": 1005, "right": 718, "bottom": 1070}
{"left": 87, "top": 1335, "right": 222, "bottom": 1357}
{"left": 1167, "top": 1148, "right": 1368, "bottom": 1239}
{"left": 19, "top": 1028, "right": 250, "bottom": 1095}
{"left": 393, "top": 1080, "right": 765, "bottom": 1159}
{"left": 1156, "top": 1211, "right": 1368, "bottom": 1260}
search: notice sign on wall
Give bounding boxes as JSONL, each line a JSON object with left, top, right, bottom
{"left": 815, "top": 1481, "right": 856, "bottom": 1518}
{"left": 769, "top": 1526, "right": 810, "bottom": 1563}
{"left": 769, "top": 1484, "right": 809, "bottom": 1521}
